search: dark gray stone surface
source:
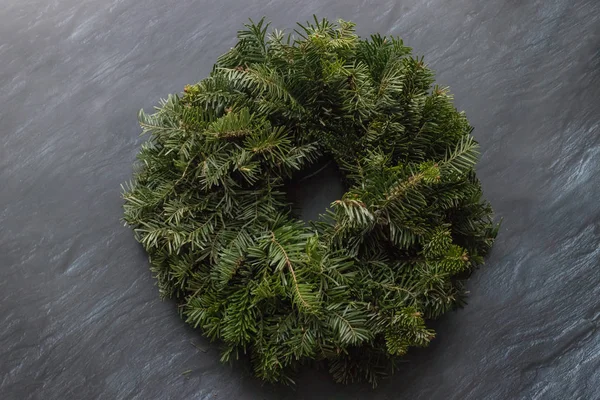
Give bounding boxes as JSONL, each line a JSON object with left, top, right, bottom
{"left": 1, "top": 0, "right": 599, "bottom": 398}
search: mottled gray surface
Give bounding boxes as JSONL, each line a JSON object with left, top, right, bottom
{"left": 1, "top": 0, "right": 599, "bottom": 399}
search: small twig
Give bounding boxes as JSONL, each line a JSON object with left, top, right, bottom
{"left": 297, "top": 160, "right": 333, "bottom": 182}
{"left": 191, "top": 340, "right": 208, "bottom": 353}
{"left": 174, "top": 154, "right": 198, "bottom": 187}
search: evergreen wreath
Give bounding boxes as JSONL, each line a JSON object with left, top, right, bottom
{"left": 123, "top": 17, "right": 498, "bottom": 386}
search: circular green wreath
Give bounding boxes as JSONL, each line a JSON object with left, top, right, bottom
{"left": 123, "top": 17, "right": 498, "bottom": 386}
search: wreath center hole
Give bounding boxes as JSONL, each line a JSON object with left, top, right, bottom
{"left": 285, "top": 160, "right": 346, "bottom": 223}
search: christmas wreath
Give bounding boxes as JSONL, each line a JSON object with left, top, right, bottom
{"left": 123, "top": 17, "right": 498, "bottom": 385}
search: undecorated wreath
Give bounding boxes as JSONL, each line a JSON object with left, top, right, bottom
{"left": 123, "top": 17, "right": 498, "bottom": 385}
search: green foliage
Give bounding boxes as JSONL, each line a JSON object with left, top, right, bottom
{"left": 123, "top": 16, "right": 498, "bottom": 386}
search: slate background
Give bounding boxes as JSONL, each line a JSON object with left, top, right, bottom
{"left": 1, "top": 0, "right": 599, "bottom": 399}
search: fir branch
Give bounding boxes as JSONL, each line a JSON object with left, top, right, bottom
{"left": 270, "top": 231, "right": 318, "bottom": 313}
